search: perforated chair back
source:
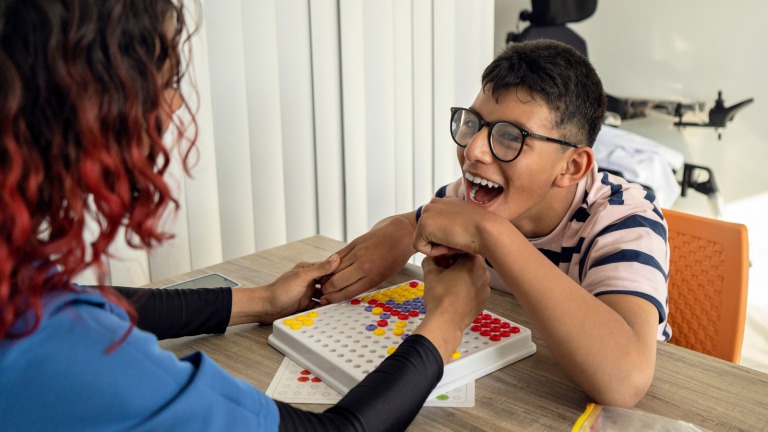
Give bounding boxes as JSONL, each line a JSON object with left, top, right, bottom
{"left": 663, "top": 208, "right": 749, "bottom": 363}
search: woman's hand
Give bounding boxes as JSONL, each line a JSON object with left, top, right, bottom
{"left": 414, "top": 254, "right": 490, "bottom": 364}
{"left": 229, "top": 254, "right": 340, "bottom": 325}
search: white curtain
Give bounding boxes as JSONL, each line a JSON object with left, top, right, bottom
{"left": 78, "top": 0, "right": 495, "bottom": 287}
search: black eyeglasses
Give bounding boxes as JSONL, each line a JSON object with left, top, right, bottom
{"left": 450, "top": 107, "right": 578, "bottom": 162}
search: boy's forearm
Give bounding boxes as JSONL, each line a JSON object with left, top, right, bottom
{"left": 373, "top": 210, "right": 418, "bottom": 232}
{"left": 480, "top": 221, "right": 656, "bottom": 406}
{"left": 373, "top": 211, "right": 419, "bottom": 257}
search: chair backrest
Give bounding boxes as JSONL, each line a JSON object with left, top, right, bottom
{"left": 514, "top": 25, "right": 589, "bottom": 58}
{"left": 663, "top": 208, "right": 749, "bottom": 363}
{"left": 522, "top": 0, "right": 597, "bottom": 26}
{"left": 507, "top": 0, "right": 597, "bottom": 58}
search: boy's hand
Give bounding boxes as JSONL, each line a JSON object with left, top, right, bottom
{"left": 433, "top": 254, "right": 462, "bottom": 269}
{"left": 413, "top": 197, "right": 498, "bottom": 257}
{"left": 319, "top": 216, "right": 415, "bottom": 304}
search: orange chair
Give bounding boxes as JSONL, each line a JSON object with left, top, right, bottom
{"left": 663, "top": 208, "right": 749, "bottom": 363}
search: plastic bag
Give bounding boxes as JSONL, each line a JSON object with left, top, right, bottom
{"left": 572, "top": 403, "right": 712, "bottom": 432}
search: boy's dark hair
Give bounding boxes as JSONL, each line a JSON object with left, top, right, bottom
{"left": 482, "top": 39, "right": 606, "bottom": 148}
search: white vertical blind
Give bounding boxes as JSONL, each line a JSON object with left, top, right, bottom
{"left": 412, "top": 0, "right": 435, "bottom": 207}
{"left": 83, "top": 0, "right": 495, "bottom": 286}
{"left": 362, "top": 2, "right": 398, "bottom": 229}
{"left": 240, "top": 0, "right": 289, "bottom": 252}
{"left": 433, "top": 0, "right": 496, "bottom": 188}
{"left": 146, "top": 139, "right": 192, "bottom": 282}
{"left": 432, "top": 2, "right": 458, "bottom": 188}
{"left": 201, "top": 0, "right": 258, "bottom": 260}
{"left": 393, "top": 0, "right": 415, "bottom": 215}
{"left": 275, "top": 0, "right": 320, "bottom": 243}
{"left": 310, "top": 0, "right": 346, "bottom": 241}
{"left": 178, "top": 4, "right": 225, "bottom": 273}
{"left": 339, "top": 0, "right": 369, "bottom": 240}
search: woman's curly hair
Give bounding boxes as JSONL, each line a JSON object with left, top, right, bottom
{"left": 0, "top": 0, "right": 197, "bottom": 342}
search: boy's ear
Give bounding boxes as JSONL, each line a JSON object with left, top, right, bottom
{"left": 555, "top": 146, "right": 594, "bottom": 187}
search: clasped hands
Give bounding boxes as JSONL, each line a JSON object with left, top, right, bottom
{"left": 318, "top": 197, "right": 496, "bottom": 304}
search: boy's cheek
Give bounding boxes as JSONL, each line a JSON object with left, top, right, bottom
{"left": 456, "top": 147, "right": 466, "bottom": 165}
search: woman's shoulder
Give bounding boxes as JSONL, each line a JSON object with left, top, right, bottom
{"left": 0, "top": 288, "right": 279, "bottom": 431}
{"left": 0, "top": 290, "right": 181, "bottom": 429}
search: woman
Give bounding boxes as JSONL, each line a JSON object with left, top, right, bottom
{"left": 0, "top": 0, "right": 490, "bottom": 431}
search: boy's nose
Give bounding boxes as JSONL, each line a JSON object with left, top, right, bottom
{"left": 463, "top": 128, "right": 494, "bottom": 164}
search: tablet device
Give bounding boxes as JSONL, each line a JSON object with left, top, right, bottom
{"left": 163, "top": 272, "right": 240, "bottom": 289}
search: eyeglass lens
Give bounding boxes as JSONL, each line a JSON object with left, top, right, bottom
{"left": 451, "top": 109, "right": 524, "bottom": 162}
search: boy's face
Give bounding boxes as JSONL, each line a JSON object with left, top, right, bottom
{"left": 457, "top": 88, "right": 578, "bottom": 235}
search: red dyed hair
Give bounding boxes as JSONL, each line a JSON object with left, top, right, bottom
{"left": 0, "top": 0, "right": 197, "bottom": 342}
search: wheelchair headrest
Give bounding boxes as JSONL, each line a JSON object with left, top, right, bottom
{"left": 522, "top": 0, "right": 597, "bottom": 26}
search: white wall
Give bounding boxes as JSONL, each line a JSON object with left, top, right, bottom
{"left": 495, "top": 1, "right": 768, "bottom": 372}
{"left": 494, "top": 1, "right": 768, "bottom": 214}
{"left": 81, "top": 0, "right": 495, "bottom": 286}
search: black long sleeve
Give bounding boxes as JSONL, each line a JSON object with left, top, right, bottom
{"left": 111, "top": 286, "right": 232, "bottom": 340}
{"left": 275, "top": 334, "right": 444, "bottom": 432}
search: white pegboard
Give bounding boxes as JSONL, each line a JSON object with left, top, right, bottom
{"left": 268, "top": 280, "right": 536, "bottom": 398}
{"left": 265, "top": 356, "right": 475, "bottom": 407}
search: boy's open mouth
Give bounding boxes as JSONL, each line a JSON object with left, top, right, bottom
{"left": 465, "top": 172, "right": 503, "bottom": 204}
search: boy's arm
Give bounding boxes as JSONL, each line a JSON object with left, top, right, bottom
{"left": 319, "top": 210, "right": 418, "bottom": 304}
{"left": 478, "top": 218, "right": 659, "bottom": 408}
{"left": 412, "top": 199, "right": 660, "bottom": 407}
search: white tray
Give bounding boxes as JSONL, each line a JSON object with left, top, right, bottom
{"left": 268, "top": 280, "right": 536, "bottom": 398}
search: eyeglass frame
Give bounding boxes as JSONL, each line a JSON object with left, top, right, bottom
{"left": 450, "top": 107, "right": 579, "bottom": 163}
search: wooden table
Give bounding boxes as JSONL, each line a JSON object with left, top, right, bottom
{"left": 155, "top": 235, "right": 768, "bottom": 431}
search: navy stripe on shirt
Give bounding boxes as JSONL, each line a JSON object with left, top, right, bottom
{"left": 578, "top": 214, "right": 667, "bottom": 283}
{"left": 559, "top": 237, "right": 586, "bottom": 265}
{"left": 538, "top": 248, "right": 560, "bottom": 266}
{"left": 643, "top": 189, "right": 664, "bottom": 220}
{"left": 589, "top": 249, "right": 668, "bottom": 281}
{"left": 598, "top": 214, "right": 668, "bottom": 242}
{"left": 595, "top": 289, "right": 668, "bottom": 326}
{"left": 571, "top": 206, "right": 591, "bottom": 223}
{"left": 600, "top": 172, "right": 624, "bottom": 205}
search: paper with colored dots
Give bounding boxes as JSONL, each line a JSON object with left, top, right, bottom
{"left": 265, "top": 356, "right": 475, "bottom": 407}
{"left": 268, "top": 280, "right": 536, "bottom": 399}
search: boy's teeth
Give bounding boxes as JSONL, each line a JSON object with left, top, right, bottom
{"left": 470, "top": 183, "right": 479, "bottom": 201}
{"left": 464, "top": 172, "right": 499, "bottom": 188}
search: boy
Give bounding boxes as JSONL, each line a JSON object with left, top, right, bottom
{"left": 320, "top": 40, "right": 669, "bottom": 407}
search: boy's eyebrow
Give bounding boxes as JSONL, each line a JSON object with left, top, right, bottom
{"left": 469, "top": 106, "right": 537, "bottom": 133}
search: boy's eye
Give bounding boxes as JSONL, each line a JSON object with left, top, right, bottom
{"left": 493, "top": 125, "right": 523, "bottom": 143}
{"left": 500, "top": 132, "right": 521, "bottom": 142}
{"left": 463, "top": 119, "right": 478, "bottom": 130}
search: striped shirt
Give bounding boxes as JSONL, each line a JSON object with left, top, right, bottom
{"left": 432, "top": 164, "right": 671, "bottom": 341}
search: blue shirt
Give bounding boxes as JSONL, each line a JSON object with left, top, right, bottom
{"left": 0, "top": 288, "right": 279, "bottom": 431}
